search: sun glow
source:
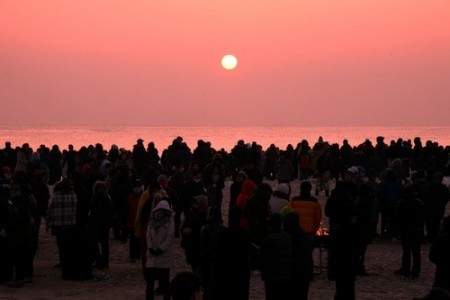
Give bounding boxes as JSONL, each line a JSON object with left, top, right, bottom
{"left": 221, "top": 54, "right": 238, "bottom": 70}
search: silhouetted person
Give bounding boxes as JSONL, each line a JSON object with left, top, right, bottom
{"left": 327, "top": 203, "right": 358, "bottom": 300}
{"left": 426, "top": 172, "right": 450, "bottom": 243}
{"left": 7, "top": 172, "right": 37, "bottom": 287}
{"left": 133, "top": 138, "right": 148, "bottom": 178}
{"left": 394, "top": 186, "right": 425, "bottom": 278}
{"left": 260, "top": 213, "right": 292, "bottom": 300}
{"left": 229, "top": 170, "right": 246, "bottom": 213}
{"left": 355, "top": 183, "right": 375, "bottom": 275}
{"left": 429, "top": 216, "right": 450, "bottom": 292}
{"left": 325, "top": 167, "right": 358, "bottom": 234}
{"left": 89, "top": 181, "right": 113, "bottom": 269}
{"left": 181, "top": 195, "right": 208, "bottom": 276}
{"left": 171, "top": 272, "right": 202, "bottom": 300}
{"left": 217, "top": 207, "right": 253, "bottom": 300}
{"left": 199, "top": 207, "right": 225, "bottom": 300}
{"left": 378, "top": 168, "right": 403, "bottom": 238}
{"left": 283, "top": 212, "right": 313, "bottom": 300}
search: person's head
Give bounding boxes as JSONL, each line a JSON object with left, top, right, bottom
{"left": 235, "top": 170, "right": 247, "bottom": 183}
{"left": 191, "top": 194, "right": 208, "bottom": 214}
{"left": 10, "top": 170, "right": 32, "bottom": 196}
{"left": 54, "top": 177, "right": 74, "bottom": 193}
{"left": 300, "top": 181, "right": 312, "bottom": 196}
{"left": 93, "top": 181, "right": 108, "bottom": 196}
{"left": 276, "top": 183, "right": 290, "bottom": 198}
{"left": 157, "top": 174, "right": 169, "bottom": 190}
{"left": 151, "top": 199, "right": 172, "bottom": 220}
{"left": 171, "top": 272, "right": 202, "bottom": 300}
{"left": 345, "top": 166, "right": 359, "bottom": 182}
{"left": 254, "top": 182, "right": 273, "bottom": 203}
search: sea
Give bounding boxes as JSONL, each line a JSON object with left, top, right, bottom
{"left": 1, "top": 125, "right": 450, "bottom": 152}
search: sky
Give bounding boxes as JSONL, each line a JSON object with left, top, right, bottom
{"left": 1, "top": 0, "right": 450, "bottom": 127}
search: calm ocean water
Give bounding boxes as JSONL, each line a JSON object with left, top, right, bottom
{"left": 1, "top": 125, "right": 449, "bottom": 152}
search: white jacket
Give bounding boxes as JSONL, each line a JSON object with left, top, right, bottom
{"left": 146, "top": 201, "right": 175, "bottom": 269}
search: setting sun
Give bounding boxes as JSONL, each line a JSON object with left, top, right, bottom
{"left": 221, "top": 54, "right": 238, "bottom": 70}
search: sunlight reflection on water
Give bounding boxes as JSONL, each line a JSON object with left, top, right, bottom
{"left": 1, "top": 125, "right": 449, "bottom": 151}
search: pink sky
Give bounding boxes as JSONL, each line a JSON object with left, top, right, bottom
{"left": 1, "top": 0, "right": 449, "bottom": 126}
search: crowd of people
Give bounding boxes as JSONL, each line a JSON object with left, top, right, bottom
{"left": 0, "top": 135, "right": 449, "bottom": 299}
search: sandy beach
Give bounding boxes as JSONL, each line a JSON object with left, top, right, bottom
{"left": 1, "top": 179, "right": 446, "bottom": 300}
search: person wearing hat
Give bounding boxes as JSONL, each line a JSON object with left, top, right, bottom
{"left": 269, "top": 183, "right": 290, "bottom": 214}
{"left": 144, "top": 200, "right": 174, "bottom": 300}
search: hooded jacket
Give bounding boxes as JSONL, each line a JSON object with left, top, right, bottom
{"left": 146, "top": 200, "right": 175, "bottom": 269}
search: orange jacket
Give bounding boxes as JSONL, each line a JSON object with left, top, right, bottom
{"left": 289, "top": 199, "right": 322, "bottom": 234}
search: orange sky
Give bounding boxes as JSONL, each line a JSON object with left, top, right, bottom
{"left": 1, "top": 0, "right": 449, "bottom": 126}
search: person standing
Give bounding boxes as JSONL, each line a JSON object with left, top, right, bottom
{"left": 269, "top": 183, "right": 290, "bottom": 214}
{"left": 89, "top": 181, "right": 113, "bottom": 269}
{"left": 426, "top": 172, "right": 450, "bottom": 243}
{"left": 354, "top": 183, "right": 375, "bottom": 275}
{"left": 144, "top": 200, "right": 175, "bottom": 300}
{"left": 217, "top": 207, "right": 253, "bottom": 300}
{"left": 126, "top": 179, "right": 143, "bottom": 262}
{"left": 429, "top": 216, "right": 450, "bottom": 293}
{"left": 260, "top": 213, "right": 292, "bottom": 300}
{"left": 290, "top": 181, "right": 322, "bottom": 241}
{"left": 180, "top": 195, "right": 208, "bottom": 276}
{"left": 198, "top": 208, "right": 225, "bottom": 300}
{"left": 394, "top": 186, "right": 425, "bottom": 278}
{"left": 327, "top": 203, "right": 358, "bottom": 300}
{"left": 7, "top": 172, "right": 37, "bottom": 287}
{"left": 283, "top": 212, "right": 313, "bottom": 300}
{"left": 46, "top": 178, "right": 78, "bottom": 280}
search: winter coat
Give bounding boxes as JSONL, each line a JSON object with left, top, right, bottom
{"left": 217, "top": 226, "right": 253, "bottom": 300}
{"left": 236, "top": 179, "right": 257, "bottom": 209}
{"left": 181, "top": 210, "right": 207, "bottom": 267}
{"left": 394, "top": 194, "right": 425, "bottom": 240}
{"left": 146, "top": 201, "right": 175, "bottom": 269}
{"left": 269, "top": 192, "right": 289, "bottom": 215}
{"left": 325, "top": 181, "right": 357, "bottom": 231}
{"left": 289, "top": 198, "right": 322, "bottom": 234}
{"left": 284, "top": 222, "right": 314, "bottom": 281}
{"left": 260, "top": 230, "right": 293, "bottom": 283}
{"left": 7, "top": 194, "right": 36, "bottom": 248}
{"left": 327, "top": 221, "right": 358, "bottom": 281}
{"left": 89, "top": 193, "right": 112, "bottom": 234}
{"left": 429, "top": 231, "right": 450, "bottom": 291}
